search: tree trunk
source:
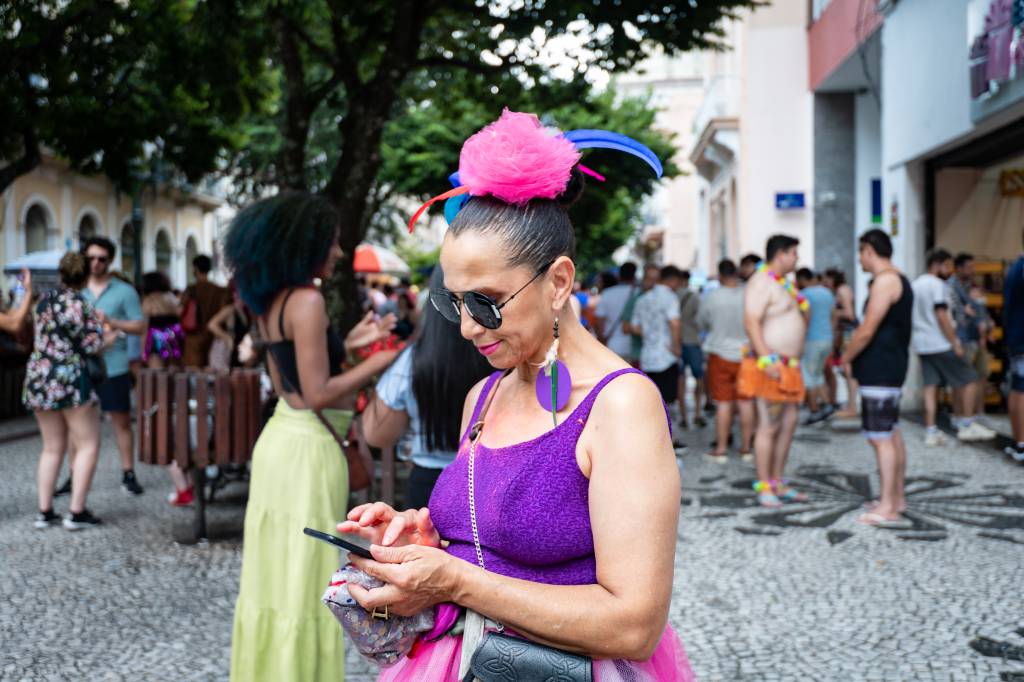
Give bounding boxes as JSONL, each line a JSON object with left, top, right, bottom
{"left": 323, "top": 0, "right": 432, "bottom": 333}
{"left": 276, "top": 17, "right": 313, "bottom": 190}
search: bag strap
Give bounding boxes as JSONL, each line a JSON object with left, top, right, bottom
{"left": 606, "top": 284, "right": 636, "bottom": 340}
{"left": 312, "top": 408, "right": 348, "bottom": 450}
{"left": 466, "top": 369, "right": 510, "bottom": 568}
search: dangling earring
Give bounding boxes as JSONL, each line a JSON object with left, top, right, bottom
{"left": 534, "top": 316, "right": 572, "bottom": 426}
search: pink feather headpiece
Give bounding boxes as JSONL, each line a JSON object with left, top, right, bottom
{"left": 408, "top": 108, "right": 663, "bottom": 232}
{"left": 459, "top": 109, "right": 580, "bottom": 204}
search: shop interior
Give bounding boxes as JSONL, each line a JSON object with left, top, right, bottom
{"left": 926, "top": 120, "right": 1024, "bottom": 433}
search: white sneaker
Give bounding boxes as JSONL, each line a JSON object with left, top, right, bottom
{"left": 957, "top": 422, "right": 997, "bottom": 442}
{"left": 924, "top": 431, "right": 948, "bottom": 447}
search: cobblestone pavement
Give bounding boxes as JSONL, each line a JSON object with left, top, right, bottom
{"left": 2, "top": 417, "right": 1023, "bottom": 681}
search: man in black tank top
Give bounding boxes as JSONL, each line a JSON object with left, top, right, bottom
{"left": 840, "top": 230, "right": 914, "bottom": 527}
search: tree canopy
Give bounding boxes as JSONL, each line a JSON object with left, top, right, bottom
{"left": 226, "top": 0, "right": 757, "bottom": 325}
{"left": 0, "top": 0, "right": 271, "bottom": 194}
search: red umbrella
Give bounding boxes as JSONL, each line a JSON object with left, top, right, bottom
{"left": 352, "top": 243, "right": 410, "bottom": 274}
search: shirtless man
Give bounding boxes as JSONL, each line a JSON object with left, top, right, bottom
{"left": 741, "top": 235, "right": 808, "bottom": 507}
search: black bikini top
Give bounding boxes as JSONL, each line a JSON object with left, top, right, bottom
{"left": 265, "top": 288, "right": 345, "bottom": 396}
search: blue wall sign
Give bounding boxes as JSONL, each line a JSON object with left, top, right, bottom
{"left": 775, "top": 192, "right": 805, "bottom": 210}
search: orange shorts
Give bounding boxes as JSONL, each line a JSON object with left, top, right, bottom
{"left": 736, "top": 357, "right": 806, "bottom": 404}
{"left": 707, "top": 354, "right": 742, "bottom": 402}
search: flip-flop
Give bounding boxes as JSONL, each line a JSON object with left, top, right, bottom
{"left": 856, "top": 512, "right": 911, "bottom": 528}
{"left": 703, "top": 452, "right": 728, "bottom": 464}
{"left": 863, "top": 500, "right": 907, "bottom": 513}
{"left": 777, "top": 486, "right": 808, "bottom": 503}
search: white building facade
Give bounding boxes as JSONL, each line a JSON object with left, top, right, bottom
{"left": 689, "top": 2, "right": 815, "bottom": 275}
{"left": 1, "top": 153, "right": 225, "bottom": 290}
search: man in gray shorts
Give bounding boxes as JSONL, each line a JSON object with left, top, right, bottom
{"left": 911, "top": 249, "right": 996, "bottom": 445}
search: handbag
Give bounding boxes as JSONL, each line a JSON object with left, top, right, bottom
{"left": 84, "top": 354, "right": 108, "bottom": 386}
{"left": 313, "top": 408, "right": 371, "bottom": 492}
{"left": 459, "top": 375, "right": 592, "bottom": 682}
{"left": 72, "top": 302, "right": 107, "bottom": 387}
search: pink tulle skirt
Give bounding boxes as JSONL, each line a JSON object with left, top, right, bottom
{"left": 377, "top": 625, "right": 694, "bottom": 682}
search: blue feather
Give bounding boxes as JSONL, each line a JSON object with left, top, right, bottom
{"left": 444, "top": 193, "right": 469, "bottom": 224}
{"left": 563, "top": 129, "right": 663, "bottom": 177}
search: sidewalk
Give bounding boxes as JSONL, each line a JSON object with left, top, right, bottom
{"left": 1, "top": 418, "right": 1022, "bottom": 680}
{"left": 676, "top": 416, "right": 1024, "bottom": 681}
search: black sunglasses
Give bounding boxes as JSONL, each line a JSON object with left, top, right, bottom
{"left": 430, "top": 261, "right": 554, "bottom": 330}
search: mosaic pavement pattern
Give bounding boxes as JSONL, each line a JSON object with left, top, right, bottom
{"left": 1, "top": 417, "right": 1023, "bottom": 680}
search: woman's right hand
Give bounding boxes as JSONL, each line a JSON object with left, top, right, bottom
{"left": 337, "top": 502, "right": 441, "bottom": 549}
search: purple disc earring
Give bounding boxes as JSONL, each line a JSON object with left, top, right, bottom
{"left": 535, "top": 317, "right": 572, "bottom": 425}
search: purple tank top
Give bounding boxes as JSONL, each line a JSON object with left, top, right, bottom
{"left": 429, "top": 368, "right": 647, "bottom": 586}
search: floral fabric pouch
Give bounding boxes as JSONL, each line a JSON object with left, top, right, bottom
{"left": 321, "top": 564, "right": 435, "bottom": 667}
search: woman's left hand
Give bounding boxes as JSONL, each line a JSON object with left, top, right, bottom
{"left": 347, "top": 544, "right": 462, "bottom": 617}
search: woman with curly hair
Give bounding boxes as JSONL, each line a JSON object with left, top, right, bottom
{"left": 226, "top": 191, "right": 399, "bottom": 682}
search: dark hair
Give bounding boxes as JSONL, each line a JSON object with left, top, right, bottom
{"left": 141, "top": 271, "right": 172, "bottom": 296}
{"left": 447, "top": 168, "right": 585, "bottom": 272}
{"left": 858, "top": 229, "right": 893, "bottom": 259}
{"left": 765, "top": 234, "right": 799, "bottom": 262}
{"left": 679, "top": 269, "right": 691, "bottom": 280}
{"left": 599, "top": 271, "right": 618, "bottom": 289}
{"left": 618, "top": 262, "right": 637, "bottom": 281}
{"left": 660, "top": 265, "right": 683, "bottom": 281}
{"left": 59, "top": 252, "right": 89, "bottom": 288}
{"left": 718, "top": 259, "right": 738, "bottom": 278}
{"left": 954, "top": 252, "right": 974, "bottom": 268}
{"left": 82, "top": 235, "right": 116, "bottom": 261}
{"left": 796, "top": 267, "right": 815, "bottom": 282}
{"left": 824, "top": 268, "right": 847, "bottom": 287}
{"left": 412, "top": 267, "right": 494, "bottom": 452}
{"left": 383, "top": 284, "right": 395, "bottom": 297}
{"left": 927, "top": 248, "right": 953, "bottom": 268}
{"left": 223, "top": 191, "right": 340, "bottom": 315}
{"left": 193, "top": 254, "right": 213, "bottom": 274}
{"left": 740, "top": 253, "right": 761, "bottom": 267}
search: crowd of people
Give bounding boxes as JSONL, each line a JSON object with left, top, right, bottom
{"left": 22, "top": 236, "right": 260, "bottom": 529}
{"left": 15, "top": 107, "right": 1024, "bottom": 682}
{"left": 589, "top": 229, "right": 1023, "bottom": 521}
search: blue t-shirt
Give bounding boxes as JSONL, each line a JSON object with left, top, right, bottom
{"left": 1005, "top": 256, "right": 1024, "bottom": 356}
{"left": 375, "top": 346, "right": 457, "bottom": 470}
{"left": 803, "top": 285, "right": 836, "bottom": 344}
{"left": 82, "top": 278, "right": 143, "bottom": 377}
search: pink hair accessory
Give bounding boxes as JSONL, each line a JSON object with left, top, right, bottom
{"left": 457, "top": 108, "right": 580, "bottom": 205}
{"left": 576, "top": 163, "right": 606, "bottom": 182}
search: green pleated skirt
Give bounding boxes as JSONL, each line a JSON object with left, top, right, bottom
{"left": 230, "top": 400, "right": 354, "bottom": 682}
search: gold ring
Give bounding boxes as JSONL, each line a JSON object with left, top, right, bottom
{"left": 371, "top": 605, "right": 390, "bottom": 620}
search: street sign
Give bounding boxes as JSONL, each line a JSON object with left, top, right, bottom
{"left": 775, "top": 192, "right": 805, "bottom": 210}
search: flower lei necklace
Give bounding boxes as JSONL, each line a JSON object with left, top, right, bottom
{"left": 757, "top": 263, "right": 810, "bottom": 312}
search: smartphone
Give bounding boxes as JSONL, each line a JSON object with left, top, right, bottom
{"left": 302, "top": 527, "right": 374, "bottom": 559}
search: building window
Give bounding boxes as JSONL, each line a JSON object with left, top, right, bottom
{"left": 185, "top": 236, "right": 199, "bottom": 285}
{"left": 79, "top": 214, "right": 97, "bottom": 242}
{"left": 155, "top": 230, "right": 172, "bottom": 277}
{"left": 25, "top": 204, "right": 50, "bottom": 253}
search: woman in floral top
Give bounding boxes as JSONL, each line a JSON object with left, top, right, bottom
{"left": 24, "top": 252, "right": 109, "bottom": 531}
